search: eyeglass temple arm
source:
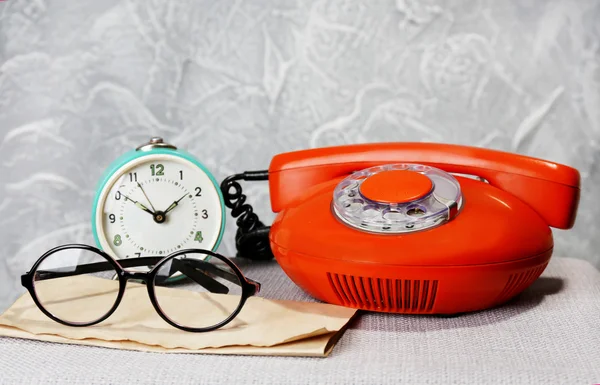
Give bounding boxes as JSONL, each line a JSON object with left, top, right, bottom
{"left": 159, "top": 259, "right": 229, "bottom": 294}
{"left": 28, "top": 257, "right": 230, "bottom": 294}
{"left": 179, "top": 260, "right": 260, "bottom": 294}
{"left": 30, "top": 257, "right": 163, "bottom": 279}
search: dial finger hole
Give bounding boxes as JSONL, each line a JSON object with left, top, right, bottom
{"left": 338, "top": 194, "right": 351, "bottom": 204}
{"left": 383, "top": 209, "right": 404, "bottom": 221}
{"left": 406, "top": 205, "right": 426, "bottom": 217}
{"left": 409, "top": 165, "right": 430, "bottom": 172}
{"left": 361, "top": 207, "right": 380, "bottom": 219}
{"left": 369, "top": 165, "right": 388, "bottom": 174}
{"left": 344, "top": 199, "right": 365, "bottom": 212}
{"left": 339, "top": 181, "right": 357, "bottom": 191}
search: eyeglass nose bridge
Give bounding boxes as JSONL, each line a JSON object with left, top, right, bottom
{"left": 120, "top": 270, "right": 149, "bottom": 283}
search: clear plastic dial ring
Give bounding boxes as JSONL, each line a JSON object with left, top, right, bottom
{"left": 332, "top": 164, "right": 463, "bottom": 234}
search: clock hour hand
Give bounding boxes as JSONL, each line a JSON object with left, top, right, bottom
{"left": 120, "top": 192, "right": 155, "bottom": 216}
{"left": 164, "top": 193, "right": 189, "bottom": 214}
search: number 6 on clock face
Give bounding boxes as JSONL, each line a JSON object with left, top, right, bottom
{"left": 91, "top": 139, "right": 226, "bottom": 263}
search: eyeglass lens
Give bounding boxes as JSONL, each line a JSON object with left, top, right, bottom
{"left": 33, "top": 247, "right": 120, "bottom": 324}
{"left": 153, "top": 251, "right": 244, "bottom": 329}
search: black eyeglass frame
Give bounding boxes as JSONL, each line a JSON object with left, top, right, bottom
{"left": 21, "top": 244, "right": 261, "bottom": 333}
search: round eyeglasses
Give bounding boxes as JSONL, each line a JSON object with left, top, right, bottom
{"left": 20, "top": 244, "right": 261, "bottom": 332}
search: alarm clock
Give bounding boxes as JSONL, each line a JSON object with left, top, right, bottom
{"left": 91, "top": 137, "right": 226, "bottom": 261}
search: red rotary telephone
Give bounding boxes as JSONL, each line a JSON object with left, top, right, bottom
{"left": 222, "top": 143, "right": 580, "bottom": 314}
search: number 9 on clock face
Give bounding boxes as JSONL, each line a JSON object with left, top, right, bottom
{"left": 92, "top": 144, "right": 225, "bottom": 261}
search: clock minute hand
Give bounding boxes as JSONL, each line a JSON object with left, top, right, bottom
{"left": 120, "top": 192, "right": 155, "bottom": 216}
{"left": 137, "top": 182, "right": 157, "bottom": 213}
{"left": 164, "top": 193, "right": 188, "bottom": 214}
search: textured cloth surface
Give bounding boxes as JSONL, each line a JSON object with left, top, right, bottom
{"left": 1, "top": 257, "right": 599, "bottom": 385}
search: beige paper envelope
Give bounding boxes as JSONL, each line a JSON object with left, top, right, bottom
{"left": 0, "top": 276, "right": 357, "bottom": 357}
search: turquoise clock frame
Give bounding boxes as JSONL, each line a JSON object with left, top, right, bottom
{"left": 91, "top": 147, "right": 226, "bottom": 255}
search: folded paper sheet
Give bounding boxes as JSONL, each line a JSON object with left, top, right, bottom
{"left": 0, "top": 276, "right": 357, "bottom": 357}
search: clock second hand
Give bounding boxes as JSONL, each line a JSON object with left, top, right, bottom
{"left": 137, "top": 182, "right": 157, "bottom": 213}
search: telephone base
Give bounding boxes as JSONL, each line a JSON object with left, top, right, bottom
{"left": 273, "top": 245, "right": 552, "bottom": 315}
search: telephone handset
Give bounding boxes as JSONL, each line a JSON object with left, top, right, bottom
{"left": 222, "top": 143, "right": 581, "bottom": 314}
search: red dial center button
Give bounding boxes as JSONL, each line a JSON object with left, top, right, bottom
{"left": 359, "top": 170, "right": 433, "bottom": 204}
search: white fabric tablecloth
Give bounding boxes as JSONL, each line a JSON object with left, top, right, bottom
{"left": 1, "top": 256, "right": 599, "bottom": 385}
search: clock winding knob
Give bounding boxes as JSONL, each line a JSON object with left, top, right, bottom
{"left": 136, "top": 137, "right": 178, "bottom": 152}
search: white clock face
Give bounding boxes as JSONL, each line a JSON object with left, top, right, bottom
{"left": 95, "top": 154, "right": 223, "bottom": 260}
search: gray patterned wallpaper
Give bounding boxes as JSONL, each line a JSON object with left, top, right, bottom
{"left": 0, "top": 0, "right": 599, "bottom": 312}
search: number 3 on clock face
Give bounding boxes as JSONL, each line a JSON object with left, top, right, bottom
{"left": 91, "top": 142, "right": 226, "bottom": 261}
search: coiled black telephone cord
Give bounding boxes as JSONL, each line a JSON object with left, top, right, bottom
{"left": 220, "top": 171, "right": 274, "bottom": 260}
